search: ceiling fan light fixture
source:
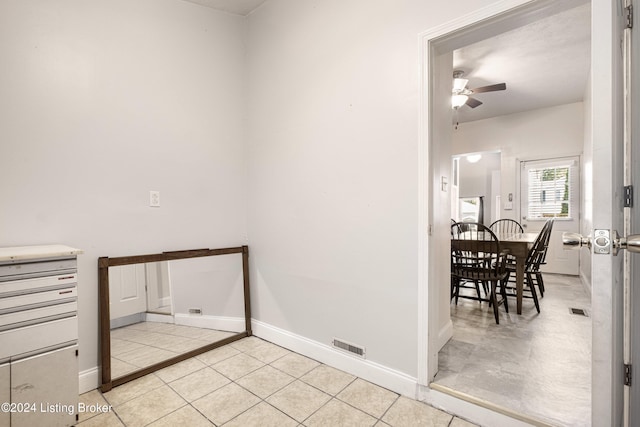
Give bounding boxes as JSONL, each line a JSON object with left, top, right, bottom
{"left": 453, "top": 77, "right": 468, "bottom": 92}
{"left": 452, "top": 94, "right": 468, "bottom": 109}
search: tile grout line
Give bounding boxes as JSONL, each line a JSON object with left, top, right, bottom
{"left": 96, "top": 335, "right": 460, "bottom": 427}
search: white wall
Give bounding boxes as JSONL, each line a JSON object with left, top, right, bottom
{"left": 452, "top": 102, "right": 585, "bottom": 222}
{"left": 1, "top": 0, "right": 584, "bottom": 400}
{"left": 0, "top": 0, "right": 247, "bottom": 382}
{"left": 170, "top": 254, "right": 245, "bottom": 319}
{"left": 245, "top": 0, "right": 503, "bottom": 379}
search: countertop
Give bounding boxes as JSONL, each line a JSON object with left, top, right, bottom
{"left": 0, "top": 245, "right": 83, "bottom": 262}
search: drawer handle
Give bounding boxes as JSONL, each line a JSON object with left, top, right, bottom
{"left": 59, "top": 290, "right": 73, "bottom": 295}
{"left": 58, "top": 276, "right": 75, "bottom": 280}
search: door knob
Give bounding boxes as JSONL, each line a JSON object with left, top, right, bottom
{"left": 612, "top": 231, "right": 640, "bottom": 255}
{"left": 563, "top": 230, "right": 640, "bottom": 255}
{"left": 562, "top": 232, "right": 591, "bottom": 250}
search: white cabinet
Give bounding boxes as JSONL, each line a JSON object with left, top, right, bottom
{"left": 10, "top": 346, "right": 78, "bottom": 427}
{"left": 0, "top": 363, "right": 9, "bottom": 427}
{"left": 0, "top": 245, "right": 82, "bottom": 427}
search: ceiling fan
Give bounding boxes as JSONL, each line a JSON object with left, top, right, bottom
{"left": 452, "top": 70, "right": 507, "bottom": 109}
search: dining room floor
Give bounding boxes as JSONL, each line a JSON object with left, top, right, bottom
{"left": 433, "top": 273, "right": 592, "bottom": 426}
{"left": 78, "top": 336, "right": 478, "bottom": 427}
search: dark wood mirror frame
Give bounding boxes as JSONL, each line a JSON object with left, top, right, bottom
{"left": 99, "top": 246, "right": 251, "bottom": 392}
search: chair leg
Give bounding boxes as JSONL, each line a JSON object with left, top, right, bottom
{"left": 527, "top": 272, "right": 541, "bottom": 313}
{"left": 490, "top": 281, "right": 500, "bottom": 324}
{"left": 500, "top": 279, "right": 509, "bottom": 313}
{"left": 474, "top": 280, "right": 482, "bottom": 301}
{"left": 451, "top": 277, "right": 460, "bottom": 304}
{"left": 536, "top": 272, "right": 545, "bottom": 297}
{"left": 482, "top": 280, "right": 490, "bottom": 296}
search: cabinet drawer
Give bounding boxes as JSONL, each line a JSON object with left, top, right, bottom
{"left": 0, "top": 258, "right": 76, "bottom": 282}
{"left": 0, "top": 301, "right": 77, "bottom": 330}
{"left": 0, "top": 317, "right": 77, "bottom": 360}
{"left": 0, "top": 287, "right": 77, "bottom": 314}
{"left": 0, "top": 274, "right": 77, "bottom": 298}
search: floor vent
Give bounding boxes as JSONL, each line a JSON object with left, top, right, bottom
{"left": 569, "top": 307, "right": 589, "bottom": 317}
{"left": 332, "top": 338, "right": 366, "bottom": 358}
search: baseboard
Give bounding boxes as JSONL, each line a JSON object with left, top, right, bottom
{"left": 251, "top": 320, "right": 418, "bottom": 398}
{"left": 437, "top": 319, "right": 454, "bottom": 352}
{"left": 79, "top": 367, "right": 100, "bottom": 394}
{"left": 579, "top": 270, "right": 592, "bottom": 297}
{"left": 174, "top": 314, "right": 244, "bottom": 333}
{"left": 145, "top": 312, "right": 174, "bottom": 323}
{"left": 110, "top": 312, "right": 144, "bottom": 329}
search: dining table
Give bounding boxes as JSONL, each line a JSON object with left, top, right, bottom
{"left": 451, "top": 231, "right": 539, "bottom": 315}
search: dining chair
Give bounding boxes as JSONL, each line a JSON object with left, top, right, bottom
{"left": 450, "top": 221, "right": 484, "bottom": 303}
{"left": 451, "top": 223, "right": 510, "bottom": 324}
{"left": 489, "top": 219, "right": 524, "bottom": 268}
{"left": 489, "top": 218, "right": 524, "bottom": 234}
{"left": 501, "top": 221, "right": 552, "bottom": 313}
{"left": 532, "top": 218, "right": 555, "bottom": 297}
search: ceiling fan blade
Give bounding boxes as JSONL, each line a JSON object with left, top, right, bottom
{"left": 466, "top": 97, "right": 483, "bottom": 108}
{"left": 471, "top": 83, "right": 506, "bottom": 93}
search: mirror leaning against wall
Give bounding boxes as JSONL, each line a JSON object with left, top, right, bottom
{"left": 99, "top": 246, "right": 251, "bottom": 392}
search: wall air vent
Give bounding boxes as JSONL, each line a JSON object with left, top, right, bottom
{"left": 332, "top": 338, "right": 366, "bottom": 359}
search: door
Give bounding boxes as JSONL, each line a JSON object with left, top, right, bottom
{"left": 626, "top": 1, "right": 640, "bottom": 425}
{"left": 590, "top": 1, "right": 626, "bottom": 425}
{"left": 520, "top": 156, "right": 580, "bottom": 275}
{"left": 109, "top": 264, "right": 147, "bottom": 320}
{"left": 145, "top": 261, "right": 172, "bottom": 315}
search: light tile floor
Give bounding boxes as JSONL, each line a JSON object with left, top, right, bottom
{"left": 434, "top": 274, "right": 591, "bottom": 426}
{"left": 110, "top": 322, "right": 236, "bottom": 378}
{"left": 80, "top": 336, "right": 479, "bottom": 426}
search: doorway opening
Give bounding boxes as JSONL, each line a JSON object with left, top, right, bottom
{"left": 420, "top": 1, "right": 593, "bottom": 425}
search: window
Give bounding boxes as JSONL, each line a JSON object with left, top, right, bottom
{"left": 521, "top": 157, "right": 578, "bottom": 221}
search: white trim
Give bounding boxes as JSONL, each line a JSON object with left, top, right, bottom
{"left": 580, "top": 270, "right": 592, "bottom": 298}
{"left": 417, "top": 0, "right": 537, "bottom": 391}
{"left": 144, "top": 312, "right": 174, "bottom": 324}
{"left": 437, "top": 320, "right": 453, "bottom": 351}
{"left": 418, "top": 384, "right": 553, "bottom": 427}
{"left": 174, "top": 314, "right": 245, "bottom": 333}
{"left": 79, "top": 367, "right": 100, "bottom": 394}
{"left": 252, "top": 319, "right": 418, "bottom": 398}
{"left": 416, "top": 8, "right": 430, "bottom": 387}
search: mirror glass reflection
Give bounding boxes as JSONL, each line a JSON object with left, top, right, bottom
{"left": 108, "top": 254, "right": 245, "bottom": 380}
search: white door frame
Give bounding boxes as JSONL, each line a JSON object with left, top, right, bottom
{"left": 417, "top": 0, "right": 624, "bottom": 425}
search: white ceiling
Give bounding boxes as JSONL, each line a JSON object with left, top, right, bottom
{"left": 453, "top": 3, "right": 591, "bottom": 123}
{"left": 180, "top": 0, "right": 267, "bottom": 16}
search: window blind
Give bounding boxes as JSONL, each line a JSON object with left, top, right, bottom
{"left": 522, "top": 157, "right": 579, "bottom": 220}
